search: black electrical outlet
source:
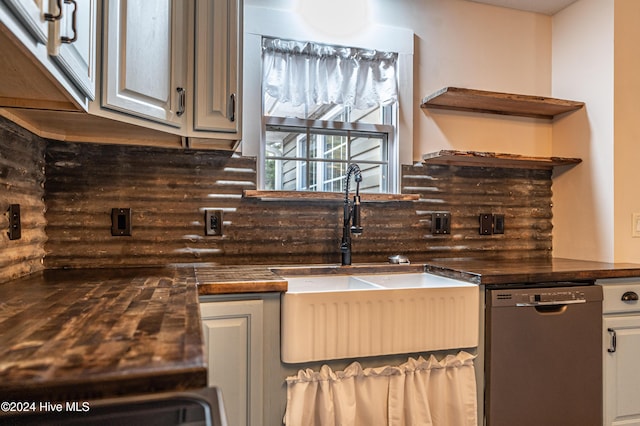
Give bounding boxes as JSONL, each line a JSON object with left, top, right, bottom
{"left": 493, "top": 214, "right": 505, "bottom": 234}
{"left": 8, "top": 204, "right": 21, "bottom": 240}
{"left": 479, "top": 213, "right": 493, "bottom": 235}
{"left": 205, "top": 209, "right": 223, "bottom": 236}
{"left": 111, "top": 208, "right": 132, "bottom": 236}
{"left": 431, "top": 212, "right": 451, "bottom": 235}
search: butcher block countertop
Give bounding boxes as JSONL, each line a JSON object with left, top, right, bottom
{"left": 195, "top": 265, "right": 287, "bottom": 295}
{"left": 424, "top": 257, "right": 640, "bottom": 285}
{"left": 0, "top": 267, "right": 206, "bottom": 401}
{"left": 2, "top": 257, "right": 639, "bottom": 403}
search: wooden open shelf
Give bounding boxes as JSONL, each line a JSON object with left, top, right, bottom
{"left": 420, "top": 87, "right": 584, "bottom": 119}
{"left": 421, "top": 150, "right": 582, "bottom": 170}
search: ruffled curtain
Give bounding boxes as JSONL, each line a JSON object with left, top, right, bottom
{"left": 283, "top": 352, "right": 478, "bottom": 426}
{"left": 262, "top": 37, "right": 398, "bottom": 110}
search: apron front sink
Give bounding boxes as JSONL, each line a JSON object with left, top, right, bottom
{"left": 281, "top": 273, "right": 479, "bottom": 363}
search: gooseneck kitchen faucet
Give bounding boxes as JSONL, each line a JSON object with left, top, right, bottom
{"left": 341, "top": 163, "right": 363, "bottom": 266}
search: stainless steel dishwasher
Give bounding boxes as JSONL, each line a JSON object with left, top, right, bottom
{"left": 485, "top": 283, "right": 603, "bottom": 426}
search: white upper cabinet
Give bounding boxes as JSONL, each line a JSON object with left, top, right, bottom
{"left": 48, "top": 0, "right": 97, "bottom": 100}
{"left": 102, "top": 0, "right": 186, "bottom": 128}
{"left": 48, "top": 0, "right": 96, "bottom": 100}
{"left": 3, "top": 0, "right": 50, "bottom": 44}
{"left": 193, "top": 0, "right": 241, "bottom": 135}
{"left": 100, "top": 0, "right": 242, "bottom": 144}
{"left": 0, "top": 0, "right": 242, "bottom": 149}
{"left": 0, "top": 0, "right": 95, "bottom": 109}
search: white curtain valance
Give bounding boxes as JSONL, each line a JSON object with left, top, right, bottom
{"left": 284, "top": 351, "right": 478, "bottom": 426}
{"left": 262, "top": 37, "right": 398, "bottom": 110}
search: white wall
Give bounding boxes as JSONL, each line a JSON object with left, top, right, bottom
{"left": 613, "top": 0, "right": 640, "bottom": 262}
{"left": 551, "top": 0, "right": 640, "bottom": 263}
{"left": 244, "top": 0, "right": 555, "bottom": 162}
{"left": 551, "top": 0, "right": 614, "bottom": 261}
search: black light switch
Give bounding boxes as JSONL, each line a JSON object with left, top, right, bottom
{"left": 205, "top": 209, "right": 223, "bottom": 236}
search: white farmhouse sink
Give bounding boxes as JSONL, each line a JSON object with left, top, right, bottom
{"left": 281, "top": 273, "right": 479, "bottom": 363}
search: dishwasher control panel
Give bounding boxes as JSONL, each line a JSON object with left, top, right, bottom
{"left": 489, "top": 285, "right": 602, "bottom": 308}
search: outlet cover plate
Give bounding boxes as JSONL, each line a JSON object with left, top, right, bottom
{"left": 431, "top": 212, "right": 451, "bottom": 235}
{"left": 479, "top": 213, "right": 493, "bottom": 235}
{"left": 111, "top": 208, "right": 132, "bottom": 236}
{"left": 633, "top": 213, "right": 640, "bottom": 238}
{"left": 8, "top": 204, "right": 21, "bottom": 240}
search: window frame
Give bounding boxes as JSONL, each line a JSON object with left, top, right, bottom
{"left": 264, "top": 116, "right": 396, "bottom": 192}
{"left": 242, "top": 5, "right": 414, "bottom": 194}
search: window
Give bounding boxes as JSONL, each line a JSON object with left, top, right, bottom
{"left": 261, "top": 37, "right": 398, "bottom": 193}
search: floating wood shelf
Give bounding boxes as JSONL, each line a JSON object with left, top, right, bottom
{"left": 421, "top": 150, "right": 582, "bottom": 170}
{"left": 420, "top": 87, "right": 584, "bottom": 119}
{"left": 243, "top": 190, "right": 420, "bottom": 202}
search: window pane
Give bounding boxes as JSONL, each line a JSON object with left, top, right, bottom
{"left": 266, "top": 125, "right": 388, "bottom": 193}
{"left": 309, "top": 132, "right": 348, "bottom": 161}
{"left": 265, "top": 158, "right": 310, "bottom": 190}
{"left": 360, "top": 163, "right": 387, "bottom": 193}
{"left": 351, "top": 135, "right": 386, "bottom": 163}
{"left": 266, "top": 130, "right": 306, "bottom": 159}
{"left": 321, "top": 162, "right": 347, "bottom": 192}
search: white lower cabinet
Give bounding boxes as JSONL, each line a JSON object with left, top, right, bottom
{"left": 604, "top": 316, "right": 640, "bottom": 425}
{"left": 600, "top": 279, "right": 640, "bottom": 426}
{"left": 200, "top": 299, "right": 263, "bottom": 426}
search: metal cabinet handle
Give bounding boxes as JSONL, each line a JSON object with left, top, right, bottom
{"left": 607, "top": 328, "right": 617, "bottom": 353}
{"left": 45, "top": 0, "right": 63, "bottom": 21}
{"left": 228, "top": 93, "right": 236, "bottom": 122}
{"left": 60, "top": 0, "right": 77, "bottom": 44}
{"left": 622, "top": 291, "right": 639, "bottom": 302}
{"left": 176, "top": 88, "right": 186, "bottom": 117}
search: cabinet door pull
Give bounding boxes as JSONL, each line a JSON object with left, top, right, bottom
{"left": 228, "top": 93, "right": 236, "bottom": 122}
{"left": 45, "top": 0, "right": 63, "bottom": 21}
{"left": 177, "top": 88, "right": 186, "bottom": 117}
{"left": 622, "top": 291, "right": 639, "bottom": 302}
{"left": 607, "top": 328, "right": 617, "bottom": 353}
{"left": 60, "top": 0, "right": 77, "bottom": 44}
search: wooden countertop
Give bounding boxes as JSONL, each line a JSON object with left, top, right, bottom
{"left": 0, "top": 267, "right": 206, "bottom": 401}
{"left": 424, "top": 257, "right": 640, "bottom": 285}
{"left": 3, "top": 257, "right": 639, "bottom": 402}
{"left": 195, "top": 265, "right": 288, "bottom": 295}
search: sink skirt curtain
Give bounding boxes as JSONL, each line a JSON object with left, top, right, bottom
{"left": 284, "top": 351, "right": 477, "bottom": 426}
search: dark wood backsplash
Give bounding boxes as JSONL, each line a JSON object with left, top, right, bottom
{"left": 0, "top": 118, "right": 46, "bottom": 283}
{"left": 43, "top": 140, "right": 553, "bottom": 269}
{"left": 402, "top": 164, "right": 552, "bottom": 259}
{"left": 0, "top": 112, "right": 554, "bottom": 276}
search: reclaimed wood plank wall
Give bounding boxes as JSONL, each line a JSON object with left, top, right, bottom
{"left": 44, "top": 140, "right": 553, "bottom": 269}
{"left": 402, "top": 163, "right": 552, "bottom": 259}
{"left": 0, "top": 118, "right": 46, "bottom": 283}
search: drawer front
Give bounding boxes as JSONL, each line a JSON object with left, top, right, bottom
{"left": 598, "top": 278, "right": 640, "bottom": 314}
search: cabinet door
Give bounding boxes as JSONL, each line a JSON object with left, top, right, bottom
{"left": 102, "top": 0, "right": 186, "bottom": 128}
{"left": 201, "top": 300, "right": 263, "bottom": 426}
{"left": 48, "top": 0, "right": 96, "bottom": 99}
{"left": 193, "top": 0, "right": 241, "bottom": 136}
{"left": 2, "top": 0, "right": 49, "bottom": 44}
{"left": 604, "top": 315, "right": 640, "bottom": 426}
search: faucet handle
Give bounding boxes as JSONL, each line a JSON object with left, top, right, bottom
{"left": 351, "top": 195, "right": 363, "bottom": 234}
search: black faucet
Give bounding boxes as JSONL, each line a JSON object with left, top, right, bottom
{"left": 340, "top": 163, "right": 363, "bottom": 266}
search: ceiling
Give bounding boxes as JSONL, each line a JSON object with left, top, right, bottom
{"left": 468, "top": 0, "right": 579, "bottom": 15}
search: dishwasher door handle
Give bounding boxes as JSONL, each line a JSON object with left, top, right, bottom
{"left": 515, "top": 299, "right": 587, "bottom": 307}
